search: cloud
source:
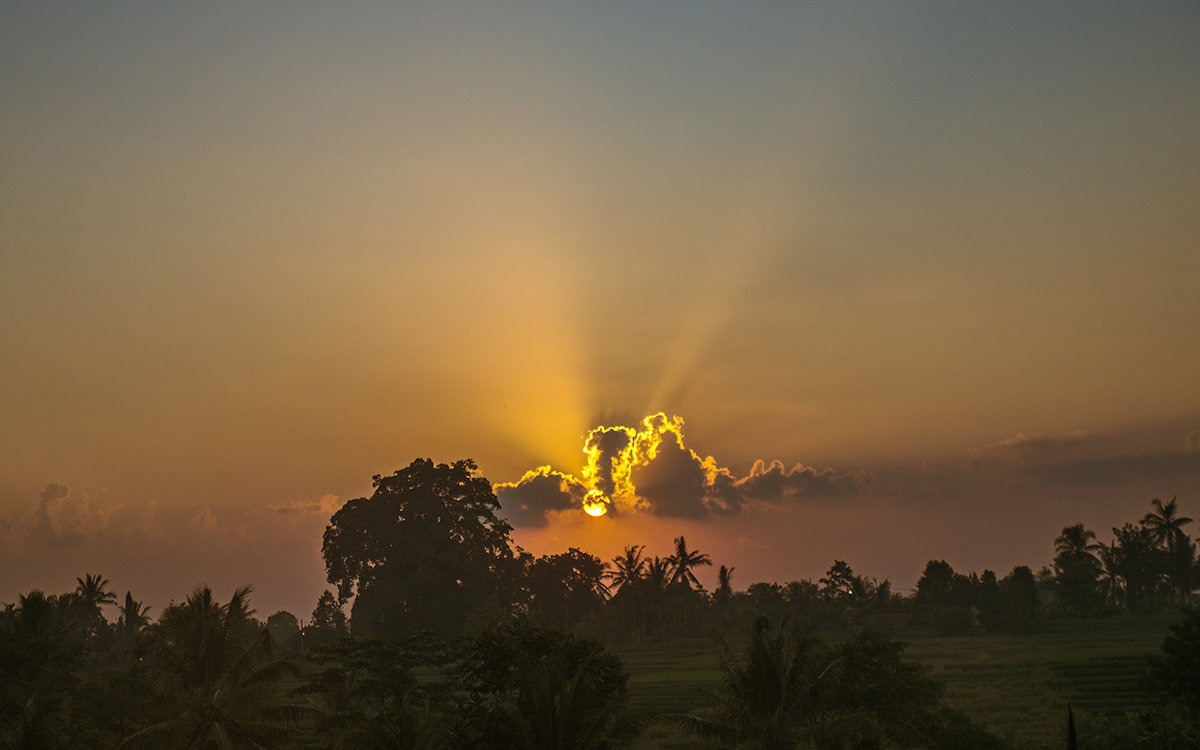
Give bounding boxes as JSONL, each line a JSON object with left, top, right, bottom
{"left": 264, "top": 494, "right": 345, "bottom": 516}
{"left": 735, "top": 459, "right": 867, "bottom": 503}
{"left": 1027, "top": 451, "right": 1200, "bottom": 486}
{"left": 495, "top": 466, "right": 588, "bottom": 527}
{"left": 498, "top": 413, "right": 867, "bottom": 526}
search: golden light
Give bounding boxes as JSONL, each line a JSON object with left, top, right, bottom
{"left": 584, "top": 502, "right": 607, "bottom": 517}
{"left": 582, "top": 489, "right": 608, "bottom": 518}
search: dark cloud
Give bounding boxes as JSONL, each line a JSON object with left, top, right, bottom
{"left": 495, "top": 467, "right": 588, "bottom": 528}
{"left": 1027, "top": 451, "right": 1200, "bottom": 486}
{"left": 630, "top": 431, "right": 708, "bottom": 518}
{"left": 584, "top": 427, "right": 632, "bottom": 498}
{"left": 735, "top": 460, "right": 868, "bottom": 503}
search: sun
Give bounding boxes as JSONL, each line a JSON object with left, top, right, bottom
{"left": 582, "top": 490, "right": 608, "bottom": 518}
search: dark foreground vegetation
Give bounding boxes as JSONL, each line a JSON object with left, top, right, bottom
{"left": 4, "top": 458, "right": 1199, "bottom": 748}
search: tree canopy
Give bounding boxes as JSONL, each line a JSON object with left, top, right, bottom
{"left": 322, "top": 458, "right": 519, "bottom": 637}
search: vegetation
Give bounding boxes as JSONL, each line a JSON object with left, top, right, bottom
{"left": 2, "top": 458, "right": 1196, "bottom": 748}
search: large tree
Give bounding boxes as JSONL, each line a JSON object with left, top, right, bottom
{"left": 322, "top": 458, "right": 519, "bottom": 637}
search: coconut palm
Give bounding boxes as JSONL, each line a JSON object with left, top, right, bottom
{"left": 1054, "top": 524, "right": 1102, "bottom": 565}
{"left": 119, "top": 585, "right": 306, "bottom": 749}
{"left": 716, "top": 565, "right": 735, "bottom": 599}
{"left": 668, "top": 536, "right": 712, "bottom": 590}
{"left": 609, "top": 545, "right": 646, "bottom": 593}
{"left": 1143, "top": 497, "right": 1196, "bottom": 603}
{"left": 74, "top": 573, "right": 117, "bottom": 638}
{"left": 673, "top": 618, "right": 840, "bottom": 750}
{"left": 1143, "top": 497, "right": 1193, "bottom": 553}
{"left": 116, "top": 592, "right": 151, "bottom": 639}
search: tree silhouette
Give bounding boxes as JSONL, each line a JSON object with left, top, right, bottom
{"left": 1143, "top": 497, "right": 1193, "bottom": 553}
{"left": 307, "top": 590, "right": 348, "bottom": 646}
{"left": 322, "top": 458, "right": 519, "bottom": 636}
{"left": 673, "top": 617, "right": 838, "bottom": 750}
{"left": 116, "top": 592, "right": 151, "bottom": 640}
{"left": 119, "top": 585, "right": 304, "bottom": 749}
{"left": 1104, "top": 524, "right": 1165, "bottom": 612}
{"left": 74, "top": 573, "right": 117, "bottom": 639}
{"left": 668, "top": 536, "right": 712, "bottom": 590}
{"left": 1053, "top": 525, "right": 1105, "bottom": 617}
{"left": 1143, "top": 497, "right": 1195, "bottom": 604}
{"left": 527, "top": 548, "right": 610, "bottom": 630}
{"left": 608, "top": 545, "right": 646, "bottom": 593}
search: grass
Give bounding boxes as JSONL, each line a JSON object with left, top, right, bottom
{"left": 612, "top": 614, "right": 1178, "bottom": 750}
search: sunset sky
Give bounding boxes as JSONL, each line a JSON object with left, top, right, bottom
{"left": 3, "top": 3, "right": 1199, "bottom": 618}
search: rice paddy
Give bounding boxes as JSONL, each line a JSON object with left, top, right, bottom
{"left": 611, "top": 614, "right": 1178, "bottom": 749}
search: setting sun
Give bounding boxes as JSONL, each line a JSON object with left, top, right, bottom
{"left": 583, "top": 490, "right": 609, "bottom": 517}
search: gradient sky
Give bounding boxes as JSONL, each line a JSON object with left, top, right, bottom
{"left": 3, "top": 2, "right": 1199, "bottom": 618}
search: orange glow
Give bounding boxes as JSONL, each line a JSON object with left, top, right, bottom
{"left": 582, "top": 489, "right": 609, "bottom": 517}
{"left": 583, "top": 502, "right": 607, "bottom": 517}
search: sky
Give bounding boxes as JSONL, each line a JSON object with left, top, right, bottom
{"left": 3, "top": 2, "right": 1199, "bottom": 619}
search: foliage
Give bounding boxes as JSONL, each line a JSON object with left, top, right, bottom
{"left": 307, "top": 590, "right": 349, "bottom": 647}
{"left": 913, "top": 560, "right": 977, "bottom": 635}
{"left": 453, "top": 618, "right": 633, "bottom": 749}
{"left": 297, "top": 635, "right": 450, "bottom": 749}
{"left": 120, "top": 585, "right": 307, "bottom": 749}
{"left": 322, "top": 458, "right": 519, "bottom": 637}
{"left": 1053, "top": 524, "right": 1106, "bottom": 617}
{"left": 527, "top": 548, "right": 610, "bottom": 630}
{"left": 1147, "top": 607, "right": 1200, "bottom": 720}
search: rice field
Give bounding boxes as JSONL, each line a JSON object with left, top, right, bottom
{"left": 611, "top": 614, "right": 1178, "bottom": 750}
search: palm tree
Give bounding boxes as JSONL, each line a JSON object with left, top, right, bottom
{"left": 608, "top": 545, "right": 646, "bottom": 593}
{"left": 75, "top": 573, "right": 117, "bottom": 638}
{"left": 643, "top": 556, "right": 672, "bottom": 595}
{"left": 668, "top": 536, "right": 712, "bottom": 590}
{"left": 1054, "top": 524, "right": 1102, "bottom": 565}
{"left": 716, "top": 565, "right": 735, "bottom": 599}
{"left": 1143, "top": 497, "right": 1196, "bottom": 603}
{"left": 1143, "top": 497, "right": 1193, "bottom": 553}
{"left": 673, "top": 618, "right": 841, "bottom": 750}
{"left": 119, "top": 585, "right": 306, "bottom": 749}
{"left": 116, "top": 592, "right": 151, "bottom": 639}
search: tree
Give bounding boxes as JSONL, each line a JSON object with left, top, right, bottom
{"left": 322, "top": 458, "right": 519, "bottom": 637}
{"left": 608, "top": 545, "right": 645, "bottom": 594}
{"left": 1143, "top": 497, "right": 1195, "bottom": 604}
{"left": 455, "top": 619, "right": 631, "bottom": 749}
{"left": 1053, "top": 524, "right": 1105, "bottom": 617}
{"left": 116, "top": 592, "right": 151, "bottom": 640}
{"left": 1105, "top": 524, "right": 1166, "bottom": 612}
{"left": 913, "top": 560, "right": 976, "bottom": 635}
{"left": 1147, "top": 607, "right": 1200, "bottom": 721}
{"left": 74, "top": 573, "right": 117, "bottom": 639}
{"left": 668, "top": 536, "right": 712, "bottom": 590}
{"left": 265, "top": 611, "right": 301, "bottom": 657}
{"left": 306, "top": 590, "right": 348, "bottom": 647}
{"left": 1143, "top": 497, "right": 1193, "bottom": 554}
{"left": 120, "top": 585, "right": 305, "bottom": 749}
{"left": 674, "top": 617, "right": 836, "bottom": 750}
{"left": 526, "top": 548, "right": 610, "bottom": 630}
{"left": 998, "top": 565, "right": 1043, "bottom": 634}
{"left": 298, "top": 635, "right": 448, "bottom": 750}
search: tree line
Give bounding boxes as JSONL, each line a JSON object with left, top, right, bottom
{"left": 3, "top": 457, "right": 1198, "bottom": 748}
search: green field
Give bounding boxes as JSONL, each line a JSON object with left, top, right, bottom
{"left": 611, "top": 614, "right": 1177, "bottom": 749}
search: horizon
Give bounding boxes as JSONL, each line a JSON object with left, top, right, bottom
{"left": 3, "top": 2, "right": 1199, "bottom": 618}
